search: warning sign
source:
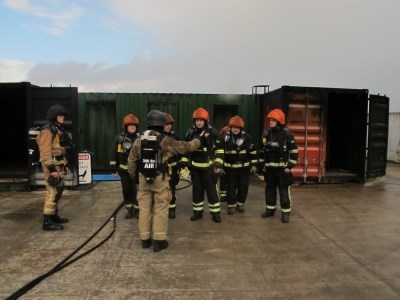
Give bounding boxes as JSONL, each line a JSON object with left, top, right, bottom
{"left": 78, "top": 152, "right": 92, "bottom": 184}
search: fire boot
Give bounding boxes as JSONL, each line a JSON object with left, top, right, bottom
{"left": 133, "top": 208, "right": 140, "bottom": 219}
{"left": 237, "top": 204, "right": 245, "bottom": 213}
{"left": 190, "top": 212, "right": 203, "bottom": 221}
{"left": 227, "top": 207, "right": 235, "bottom": 215}
{"left": 153, "top": 240, "right": 169, "bottom": 252}
{"left": 125, "top": 206, "right": 133, "bottom": 219}
{"left": 211, "top": 213, "right": 222, "bottom": 223}
{"left": 42, "top": 215, "right": 64, "bottom": 231}
{"left": 168, "top": 208, "right": 176, "bottom": 219}
{"left": 141, "top": 239, "right": 152, "bottom": 249}
{"left": 261, "top": 209, "right": 275, "bottom": 218}
{"left": 282, "top": 212, "right": 290, "bottom": 223}
{"left": 54, "top": 210, "right": 69, "bottom": 223}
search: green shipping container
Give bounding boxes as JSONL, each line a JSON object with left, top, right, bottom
{"left": 78, "top": 93, "right": 259, "bottom": 171}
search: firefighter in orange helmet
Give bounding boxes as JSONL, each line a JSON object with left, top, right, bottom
{"left": 219, "top": 116, "right": 257, "bottom": 214}
{"left": 180, "top": 107, "right": 223, "bottom": 223}
{"left": 259, "top": 109, "right": 298, "bottom": 223}
{"left": 110, "top": 114, "right": 141, "bottom": 219}
{"left": 163, "top": 113, "right": 181, "bottom": 219}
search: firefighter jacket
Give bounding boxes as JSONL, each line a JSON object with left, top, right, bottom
{"left": 110, "top": 131, "right": 140, "bottom": 172}
{"left": 164, "top": 131, "right": 181, "bottom": 168}
{"left": 218, "top": 130, "right": 257, "bottom": 170}
{"left": 180, "top": 125, "right": 222, "bottom": 169}
{"left": 36, "top": 122, "right": 68, "bottom": 169}
{"left": 127, "top": 134, "right": 201, "bottom": 179}
{"left": 259, "top": 126, "right": 298, "bottom": 170}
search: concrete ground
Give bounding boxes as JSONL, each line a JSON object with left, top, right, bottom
{"left": 1, "top": 163, "right": 400, "bottom": 300}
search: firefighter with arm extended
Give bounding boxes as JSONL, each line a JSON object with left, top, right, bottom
{"left": 36, "top": 105, "right": 72, "bottom": 231}
{"left": 259, "top": 109, "right": 298, "bottom": 223}
{"left": 110, "top": 114, "right": 141, "bottom": 219}
{"left": 180, "top": 107, "right": 223, "bottom": 223}
{"left": 127, "top": 110, "right": 201, "bottom": 252}
{"left": 219, "top": 116, "right": 257, "bottom": 215}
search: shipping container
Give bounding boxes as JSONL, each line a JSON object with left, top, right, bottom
{"left": 0, "top": 82, "right": 79, "bottom": 190}
{"left": 77, "top": 93, "right": 258, "bottom": 171}
{"left": 387, "top": 112, "right": 400, "bottom": 162}
{"left": 259, "top": 85, "right": 389, "bottom": 183}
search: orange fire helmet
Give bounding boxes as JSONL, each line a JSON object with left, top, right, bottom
{"left": 229, "top": 115, "right": 244, "bottom": 128}
{"left": 123, "top": 114, "right": 139, "bottom": 128}
{"left": 164, "top": 113, "right": 174, "bottom": 124}
{"left": 267, "top": 109, "right": 285, "bottom": 125}
{"left": 192, "top": 107, "right": 210, "bottom": 122}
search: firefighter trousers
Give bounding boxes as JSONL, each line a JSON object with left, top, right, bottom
{"left": 225, "top": 168, "right": 250, "bottom": 207}
{"left": 168, "top": 168, "right": 180, "bottom": 209}
{"left": 264, "top": 168, "right": 292, "bottom": 213}
{"left": 190, "top": 167, "right": 220, "bottom": 214}
{"left": 43, "top": 165, "right": 65, "bottom": 216}
{"left": 119, "top": 170, "right": 139, "bottom": 209}
{"left": 137, "top": 174, "right": 172, "bottom": 241}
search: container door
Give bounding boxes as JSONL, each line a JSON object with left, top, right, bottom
{"left": 366, "top": 94, "right": 389, "bottom": 178}
{"left": 86, "top": 101, "right": 116, "bottom": 171}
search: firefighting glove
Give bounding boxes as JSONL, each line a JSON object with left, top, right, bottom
{"left": 180, "top": 167, "right": 190, "bottom": 179}
{"left": 250, "top": 166, "right": 257, "bottom": 174}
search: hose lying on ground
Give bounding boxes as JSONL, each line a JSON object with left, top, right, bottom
{"left": 7, "top": 178, "right": 193, "bottom": 299}
{"left": 6, "top": 201, "right": 125, "bottom": 300}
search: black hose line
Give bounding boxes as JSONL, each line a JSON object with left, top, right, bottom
{"left": 6, "top": 201, "right": 124, "bottom": 300}
{"left": 7, "top": 178, "right": 193, "bottom": 299}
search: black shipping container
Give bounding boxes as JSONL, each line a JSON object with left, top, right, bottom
{"left": 0, "top": 82, "right": 79, "bottom": 190}
{"left": 259, "top": 85, "right": 389, "bottom": 183}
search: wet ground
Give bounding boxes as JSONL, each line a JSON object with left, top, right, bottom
{"left": 1, "top": 163, "right": 399, "bottom": 299}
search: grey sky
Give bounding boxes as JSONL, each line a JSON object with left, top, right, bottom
{"left": 3, "top": 0, "right": 399, "bottom": 111}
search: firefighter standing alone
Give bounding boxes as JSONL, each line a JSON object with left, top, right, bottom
{"left": 127, "top": 110, "right": 201, "bottom": 252}
{"left": 219, "top": 116, "right": 257, "bottom": 215}
{"left": 36, "top": 105, "right": 72, "bottom": 231}
{"left": 259, "top": 109, "right": 298, "bottom": 223}
{"left": 110, "top": 114, "right": 141, "bottom": 219}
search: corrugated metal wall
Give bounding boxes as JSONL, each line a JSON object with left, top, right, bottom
{"left": 388, "top": 112, "right": 400, "bottom": 162}
{"left": 78, "top": 93, "right": 258, "bottom": 170}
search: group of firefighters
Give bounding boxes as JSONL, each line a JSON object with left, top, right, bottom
{"left": 36, "top": 105, "right": 298, "bottom": 252}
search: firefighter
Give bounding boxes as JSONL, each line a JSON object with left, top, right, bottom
{"left": 259, "top": 109, "right": 298, "bottom": 223}
{"left": 36, "top": 105, "right": 72, "bottom": 231}
{"left": 110, "top": 114, "right": 141, "bottom": 219}
{"left": 180, "top": 107, "right": 223, "bottom": 223}
{"left": 127, "top": 110, "right": 201, "bottom": 252}
{"left": 163, "top": 113, "right": 181, "bottom": 219}
{"left": 219, "top": 116, "right": 257, "bottom": 215}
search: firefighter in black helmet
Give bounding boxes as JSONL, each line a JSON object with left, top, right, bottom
{"left": 36, "top": 104, "right": 72, "bottom": 231}
{"left": 127, "top": 110, "right": 201, "bottom": 252}
{"left": 110, "top": 114, "right": 141, "bottom": 219}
